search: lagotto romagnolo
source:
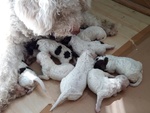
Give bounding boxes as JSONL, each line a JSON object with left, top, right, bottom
{"left": 0, "top": 0, "right": 117, "bottom": 111}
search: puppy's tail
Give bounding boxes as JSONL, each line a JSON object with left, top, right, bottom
{"left": 50, "top": 92, "right": 68, "bottom": 111}
{"left": 34, "top": 77, "right": 46, "bottom": 92}
{"left": 130, "top": 72, "right": 143, "bottom": 87}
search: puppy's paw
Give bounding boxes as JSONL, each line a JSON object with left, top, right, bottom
{"left": 101, "top": 20, "right": 118, "bottom": 36}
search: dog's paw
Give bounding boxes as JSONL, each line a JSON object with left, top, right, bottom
{"left": 101, "top": 20, "right": 118, "bottom": 37}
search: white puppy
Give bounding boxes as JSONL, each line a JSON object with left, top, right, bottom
{"left": 88, "top": 69, "right": 129, "bottom": 113}
{"left": 78, "top": 26, "right": 107, "bottom": 41}
{"left": 94, "top": 55, "right": 143, "bottom": 86}
{"left": 36, "top": 52, "right": 74, "bottom": 81}
{"left": 61, "top": 36, "right": 114, "bottom": 56}
{"left": 50, "top": 50, "right": 96, "bottom": 111}
{"left": 37, "top": 39, "right": 72, "bottom": 63}
{"left": 18, "top": 61, "right": 46, "bottom": 94}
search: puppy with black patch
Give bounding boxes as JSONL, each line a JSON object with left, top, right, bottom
{"left": 94, "top": 55, "right": 143, "bottom": 86}
{"left": 36, "top": 39, "right": 72, "bottom": 63}
{"left": 61, "top": 36, "right": 114, "bottom": 56}
{"left": 50, "top": 50, "right": 96, "bottom": 111}
{"left": 18, "top": 61, "right": 46, "bottom": 94}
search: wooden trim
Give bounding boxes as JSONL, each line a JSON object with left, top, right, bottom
{"left": 113, "top": 0, "right": 150, "bottom": 16}
{"left": 113, "top": 25, "right": 150, "bottom": 56}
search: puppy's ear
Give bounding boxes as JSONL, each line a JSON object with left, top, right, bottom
{"left": 61, "top": 36, "right": 72, "bottom": 45}
{"left": 104, "top": 57, "right": 108, "bottom": 65}
{"left": 94, "top": 59, "right": 107, "bottom": 71}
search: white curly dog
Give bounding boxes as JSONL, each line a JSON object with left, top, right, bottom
{"left": 0, "top": 0, "right": 117, "bottom": 111}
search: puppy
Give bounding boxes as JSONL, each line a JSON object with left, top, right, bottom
{"left": 18, "top": 61, "right": 46, "bottom": 94}
{"left": 77, "top": 26, "right": 107, "bottom": 41}
{"left": 36, "top": 52, "right": 74, "bottom": 81}
{"left": 50, "top": 50, "right": 96, "bottom": 111}
{"left": 88, "top": 69, "right": 129, "bottom": 113}
{"left": 94, "top": 55, "right": 143, "bottom": 86}
{"left": 61, "top": 36, "right": 115, "bottom": 56}
{"left": 36, "top": 39, "right": 73, "bottom": 63}
{"left": 24, "top": 39, "right": 39, "bottom": 65}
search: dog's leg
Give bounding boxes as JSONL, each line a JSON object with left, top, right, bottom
{"left": 0, "top": 42, "right": 25, "bottom": 111}
{"left": 95, "top": 92, "right": 105, "bottom": 113}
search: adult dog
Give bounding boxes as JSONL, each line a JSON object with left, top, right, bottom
{"left": 0, "top": 0, "right": 117, "bottom": 111}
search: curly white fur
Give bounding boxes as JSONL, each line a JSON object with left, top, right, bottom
{"left": 50, "top": 50, "right": 96, "bottom": 111}
{"left": 78, "top": 26, "right": 107, "bottom": 41}
{"left": 37, "top": 39, "right": 72, "bottom": 63}
{"left": 95, "top": 55, "right": 143, "bottom": 86}
{"left": 87, "top": 69, "right": 129, "bottom": 113}
{"left": 36, "top": 52, "right": 74, "bottom": 81}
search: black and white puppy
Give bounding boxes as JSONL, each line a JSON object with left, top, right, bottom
{"left": 61, "top": 36, "right": 115, "bottom": 56}
{"left": 36, "top": 38, "right": 73, "bottom": 64}
{"left": 94, "top": 55, "right": 143, "bottom": 86}
{"left": 18, "top": 61, "right": 46, "bottom": 94}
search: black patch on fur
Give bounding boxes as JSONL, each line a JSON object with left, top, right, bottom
{"left": 18, "top": 68, "right": 26, "bottom": 74}
{"left": 100, "top": 41, "right": 104, "bottom": 44}
{"left": 61, "top": 36, "right": 72, "bottom": 45}
{"left": 55, "top": 46, "right": 62, "bottom": 55}
{"left": 26, "top": 67, "right": 32, "bottom": 71}
{"left": 64, "top": 51, "right": 70, "bottom": 58}
{"left": 95, "top": 57, "right": 99, "bottom": 61}
{"left": 66, "top": 45, "right": 78, "bottom": 58}
{"left": 35, "top": 44, "right": 39, "bottom": 50}
{"left": 94, "top": 57, "right": 108, "bottom": 71}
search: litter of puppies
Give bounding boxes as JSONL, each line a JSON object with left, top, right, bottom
{"left": 21, "top": 26, "right": 143, "bottom": 112}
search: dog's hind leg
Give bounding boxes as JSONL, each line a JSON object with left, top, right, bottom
{"left": 95, "top": 92, "right": 105, "bottom": 113}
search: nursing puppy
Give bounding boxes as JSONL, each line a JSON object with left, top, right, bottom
{"left": 77, "top": 26, "right": 107, "bottom": 41}
{"left": 18, "top": 61, "right": 46, "bottom": 94}
{"left": 88, "top": 69, "right": 129, "bottom": 113}
{"left": 50, "top": 50, "right": 96, "bottom": 111}
{"left": 36, "top": 52, "right": 74, "bottom": 81}
{"left": 37, "top": 39, "right": 72, "bottom": 63}
{"left": 61, "top": 36, "right": 115, "bottom": 56}
{"left": 94, "top": 55, "right": 143, "bottom": 86}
